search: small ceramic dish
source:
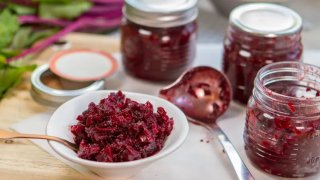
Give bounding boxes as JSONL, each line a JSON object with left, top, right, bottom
{"left": 46, "top": 90, "right": 189, "bottom": 179}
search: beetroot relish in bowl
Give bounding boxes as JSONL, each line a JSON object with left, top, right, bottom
{"left": 70, "top": 91, "right": 174, "bottom": 162}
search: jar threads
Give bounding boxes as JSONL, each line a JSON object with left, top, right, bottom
{"left": 244, "top": 62, "right": 320, "bottom": 177}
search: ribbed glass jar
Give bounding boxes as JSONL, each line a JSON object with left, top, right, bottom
{"left": 223, "top": 3, "right": 303, "bottom": 104}
{"left": 244, "top": 62, "right": 320, "bottom": 177}
{"left": 121, "top": 19, "right": 197, "bottom": 81}
{"left": 121, "top": 0, "right": 198, "bottom": 82}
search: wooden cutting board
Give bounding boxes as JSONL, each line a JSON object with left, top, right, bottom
{"left": 0, "top": 33, "right": 119, "bottom": 180}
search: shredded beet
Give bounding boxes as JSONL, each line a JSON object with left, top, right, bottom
{"left": 70, "top": 91, "right": 174, "bottom": 162}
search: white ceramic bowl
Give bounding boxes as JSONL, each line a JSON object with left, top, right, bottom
{"left": 46, "top": 90, "right": 189, "bottom": 179}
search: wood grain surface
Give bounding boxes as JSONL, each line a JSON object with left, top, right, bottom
{"left": 0, "top": 33, "right": 120, "bottom": 180}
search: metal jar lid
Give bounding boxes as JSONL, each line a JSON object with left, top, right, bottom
{"left": 230, "top": 3, "right": 302, "bottom": 37}
{"left": 31, "top": 64, "right": 104, "bottom": 107}
{"left": 124, "top": 0, "right": 198, "bottom": 28}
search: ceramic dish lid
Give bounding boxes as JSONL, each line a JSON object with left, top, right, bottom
{"left": 49, "top": 49, "right": 118, "bottom": 82}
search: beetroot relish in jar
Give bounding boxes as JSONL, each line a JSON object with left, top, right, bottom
{"left": 223, "top": 3, "right": 303, "bottom": 104}
{"left": 244, "top": 62, "right": 320, "bottom": 177}
{"left": 121, "top": 0, "right": 198, "bottom": 82}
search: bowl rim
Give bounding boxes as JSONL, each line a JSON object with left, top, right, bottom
{"left": 46, "top": 90, "right": 189, "bottom": 168}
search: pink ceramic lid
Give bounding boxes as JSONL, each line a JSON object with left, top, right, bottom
{"left": 49, "top": 49, "right": 118, "bottom": 82}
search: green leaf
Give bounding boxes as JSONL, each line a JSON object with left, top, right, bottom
{"left": 26, "top": 28, "right": 58, "bottom": 47}
{"left": 11, "top": 27, "right": 33, "bottom": 49}
{"left": 0, "top": 9, "right": 20, "bottom": 48}
{"left": 0, "top": 49, "right": 20, "bottom": 58}
{"left": 0, "top": 55, "right": 6, "bottom": 68}
{"left": 8, "top": 3, "right": 36, "bottom": 15}
{"left": 33, "top": 0, "right": 84, "bottom": 3}
{"left": 0, "top": 62, "right": 36, "bottom": 99}
{"left": 11, "top": 27, "right": 58, "bottom": 50}
{"left": 39, "top": 1, "right": 92, "bottom": 20}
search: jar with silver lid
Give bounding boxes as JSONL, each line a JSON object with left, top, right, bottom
{"left": 121, "top": 0, "right": 198, "bottom": 82}
{"left": 222, "top": 3, "right": 303, "bottom": 104}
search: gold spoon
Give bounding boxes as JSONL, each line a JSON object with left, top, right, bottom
{"left": 0, "top": 129, "right": 78, "bottom": 152}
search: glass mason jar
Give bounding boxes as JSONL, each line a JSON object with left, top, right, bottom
{"left": 223, "top": 3, "right": 303, "bottom": 104}
{"left": 121, "top": 0, "right": 198, "bottom": 82}
{"left": 244, "top": 62, "right": 320, "bottom": 177}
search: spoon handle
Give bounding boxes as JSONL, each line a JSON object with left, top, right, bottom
{"left": 209, "top": 123, "right": 254, "bottom": 180}
{"left": 0, "top": 129, "right": 78, "bottom": 152}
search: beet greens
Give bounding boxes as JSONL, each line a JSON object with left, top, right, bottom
{"left": 0, "top": 0, "right": 123, "bottom": 99}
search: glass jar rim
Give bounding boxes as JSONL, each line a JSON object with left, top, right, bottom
{"left": 255, "top": 61, "right": 320, "bottom": 105}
